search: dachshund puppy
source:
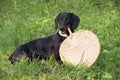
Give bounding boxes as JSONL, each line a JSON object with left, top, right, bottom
{"left": 9, "top": 12, "right": 80, "bottom": 64}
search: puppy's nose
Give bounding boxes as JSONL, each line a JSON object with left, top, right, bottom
{"left": 59, "top": 26, "right": 62, "bottom": 29}
{"left": 59, "top": 26, "right": 65, "bottom": 29}
{"left": 11, "top": 61, "right": 15, "bottom": 64}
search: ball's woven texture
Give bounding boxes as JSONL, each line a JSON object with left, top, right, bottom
{"left": 59, "top": 30, "right": 100, "bottom": 67}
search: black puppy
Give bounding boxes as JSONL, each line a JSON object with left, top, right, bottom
{"left": 9, "top": 12, "right": 80, "bottom": 64}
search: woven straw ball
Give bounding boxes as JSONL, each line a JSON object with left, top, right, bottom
{"left": 59, "top": 30, "right": 100, "bottom": 67}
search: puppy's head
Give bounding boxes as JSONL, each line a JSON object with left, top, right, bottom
{"left": 55, "top": 12, "right": 80, "bottom": 35}
{"left": 9, "top": 47, "right": 25, "bottom": 64}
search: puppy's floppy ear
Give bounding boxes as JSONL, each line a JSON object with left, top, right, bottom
{"left": 71, "top": 13, "right": 80, "bottom": 30}
{"left": 55, "top": 13, "right": 61, "bottom": 30}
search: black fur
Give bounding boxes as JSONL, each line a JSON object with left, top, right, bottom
{"left": 9, "top": 12, "right": 80, "bottom": 64}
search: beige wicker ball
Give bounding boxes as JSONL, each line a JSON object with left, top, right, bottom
{"left": 59, "top": 29, "right": 100, "bottom": 67}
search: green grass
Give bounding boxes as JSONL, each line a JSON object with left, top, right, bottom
{"left": 0, "top": 0, "right": 120, "bottom": 80}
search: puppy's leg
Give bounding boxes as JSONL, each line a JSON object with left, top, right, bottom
{"left": 54, "top": 52, "right": 62, "bottom": 64}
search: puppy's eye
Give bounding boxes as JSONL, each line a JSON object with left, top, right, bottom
{"left": 60, "top": 17, "right": 63, "bottom": 20}
{"left": 65, "top": 17, "right": 68, "bottom": 20}
{"left": 59, "top": 18, "right": 62, "bottom": 22}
